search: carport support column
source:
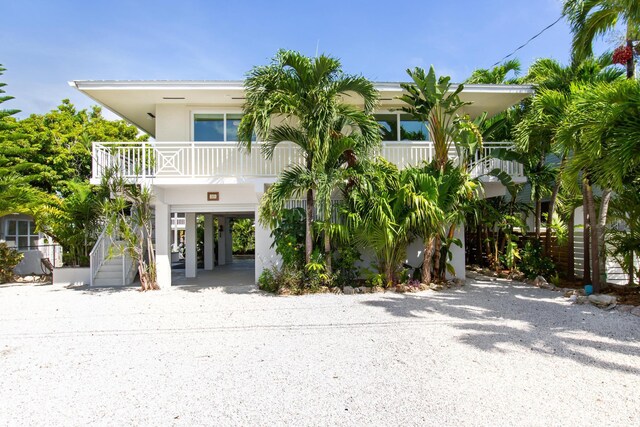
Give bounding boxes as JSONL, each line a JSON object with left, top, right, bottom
{"left": 204, "top": 213, "right": 214, "bottom": 271}
{"left": 155, "top": 197, "right": 172, "bottom": 289}
{"left": 224, "top": 217, "right": 233, "bottom": 263}
{"left": 217, "top": 216, "right": 226, "bottom": 266}
{"left": 185, "top": 212, "right": 197, "bottom": 278}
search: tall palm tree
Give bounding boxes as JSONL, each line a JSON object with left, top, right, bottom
{"left": 556, "top": 78, "right": 640, "bottom": 290}
{"left": 238, "top": 50, "right": 379, "bottom": 265}
{"left": 563, "top": 0, "right": 640, "bottom": 78}
{"left": 259, "top": 126, "right": 373, "bottom": 274}
{"left": 516, "top": 56, "right": 624, "bottom": 266}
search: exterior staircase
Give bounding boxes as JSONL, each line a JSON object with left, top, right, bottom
{"left": 90, "top": 228, "right": 138, "bottom": 287}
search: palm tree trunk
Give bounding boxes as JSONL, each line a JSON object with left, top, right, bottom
{"left": 582, "top": 183, "right": 591, "bottom": 284}
{"left": 597, "top": 189, "right": 612, "bottom": 287}
{"left": 324, "top": 222, "right": 331, "bottom": 274}
{"left": 422, "top": 236, "right": 435, "bottom": 284}
{"left": 545, "top": 156, "right": 565, "bottom": 256}
{"left": 433, "top": 234, "right": 441, "bottom": 280}
{"left": 535, "top": 198, "right": 542, "bottom": 240}
{"left": 476, "top": 224, "right": 483, "bottom": 265}
{"left": 585, "top": 181, "right": 600, "bottom": 291}
{"left": 568, "top": 211, "right": 575, "bottom": 279}
{"left": 305, "top": 189, "right": 314, "bottom": 265}
{"left": 626, "top": 38, "right": 635, "bottom": 79}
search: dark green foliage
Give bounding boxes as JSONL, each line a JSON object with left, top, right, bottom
{"left": 257, "top": 265, "right": 305, "bottom": 294}
{"left": 520, "top": 240, "right": 556, "bottom": 279}
{"left": 232, "top": 219, "right": 255, "bottom": 254}
{"left": 0, "top": 242, "right": 23, "bottom": 283}
{"left": 333, "top": 243, "right": 362, "bottom": 287}
{"left": 270, "top": 208, "right": 306, "bottom": 269}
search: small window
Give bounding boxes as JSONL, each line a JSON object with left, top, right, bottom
{"left": 375, "top": 114, "right": 398, "bottom": 141}
{"left": 400, "top": 114, "right": 428, "bottom": 141}
{"left": 194, "top": 114, "right": 224, "bottom": 141}
{"left": 5, "top": 219, "right": 38, "bottom": 250}
{"left": 226, "top": 114, "right": 243, "bottom": 142}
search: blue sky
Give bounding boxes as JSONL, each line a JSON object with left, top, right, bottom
{"left": 1, "top": 0, "right": 590, "bottom": 118}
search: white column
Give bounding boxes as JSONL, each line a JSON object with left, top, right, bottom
{"left": 448, "top": 224, "right": 466, "bottom": 280}
{"left": 225, "top": 217, "right": 233, "bottom": 264}
{"left": 172, "top": 213, "right": 178, "bottom": 251}
{"left": 185, "top": 212, "right": 197, "bottom": 278}
{"left": 217, "top": 216, "right": 226, "bottom": 266}
{"left": 254, "top": 198, "right": 281, "bottom": 283}
{"left": 155, "top": 198, "right": 172, "bottom": 289}
{"left": 204, "top": 213, "right": 214, "bottom": 271}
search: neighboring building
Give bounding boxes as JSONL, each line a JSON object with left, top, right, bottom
{"left": 0, "top": 214, "right": 62, "bottom": 275}
{"left": 70, "top": 80, "right": 533, "bottom": 288}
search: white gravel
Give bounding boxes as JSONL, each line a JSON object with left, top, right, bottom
{"left": 1, "top": 275, "right": 639, "bottom": 426}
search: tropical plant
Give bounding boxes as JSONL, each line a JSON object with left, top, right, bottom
{"left": 399, "top": 66, "right": 473, "bottom": 170}
{"left": 563, "top": 0, "right": 640, "bottom": 78}
{"left": 0, "top": 242, "right": 23, "bottom": 283}
{"left": 232, "top": 219, "right": 255, "bottom": 254}
{"left": 344, "top": 159, "right": 413, "bottom": 285}
{"left": 465, "top": 59, "right": 522, "bottom": 84}
{"left": 40, "top": 181, "right": 104, "bottom": 267}
{"left": 238, "top": 50, "right": 379, "bottom": 265}
{"left": 101, "top": 168, "right": 157, "bottom": 291}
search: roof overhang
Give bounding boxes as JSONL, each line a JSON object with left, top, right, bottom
{"left": 70, "top": 80, "right": 534, "bottom": 137}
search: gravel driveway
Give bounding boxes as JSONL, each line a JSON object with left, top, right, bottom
{"left": 1, "top": 275, "right": 639, "bottom": 426}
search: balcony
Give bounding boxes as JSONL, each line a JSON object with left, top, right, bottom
{"left": 91, "top": 141, "right": 524, "bottom": 185}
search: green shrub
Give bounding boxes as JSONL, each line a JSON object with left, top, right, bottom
{"left": 519, "top": 240, "right": 555, "bottom": 279}
{"left": 270, "top": 208, "right": 305, "bottom": 270}
{"left": 257, "top": 267, "right": 278, "bottom": 293}
{"left": 257, "top": 265, "right": 305, "bottom": 294}
{"left": 333, "top": 244, "right": 362, "bottom": 286}
{"left": 0, "top": 243, "right": 24, "bottom": 283}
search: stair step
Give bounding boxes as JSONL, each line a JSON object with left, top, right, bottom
{"left": 92, "top": 278, "right": 126, "bottom": 287}
{"left": 95, "top": 271, "right": 124, "bottom": 280}
{"left": 99, "top": 263, "right": 123, "bottom": 272}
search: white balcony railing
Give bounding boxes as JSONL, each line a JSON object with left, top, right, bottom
{"left": 91, "top": 141, "right": 524, "bottom": 182}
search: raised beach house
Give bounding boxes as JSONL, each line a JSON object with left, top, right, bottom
{"left": 71, "top": 80, "right": 533, "bottom": 287}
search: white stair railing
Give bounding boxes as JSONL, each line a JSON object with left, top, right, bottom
{"left": 89, "top": 226, "right": 110, "bottom": 287}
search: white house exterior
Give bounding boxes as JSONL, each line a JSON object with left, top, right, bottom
{"left": 0, "top": 214, "right": 63, "bottom": 275}
{"left": 71, "top": 80, "right": 533, "bottom": 288}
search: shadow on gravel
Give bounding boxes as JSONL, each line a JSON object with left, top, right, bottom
{"left": 361, "top": 276, "right": 640, "bottom": 374}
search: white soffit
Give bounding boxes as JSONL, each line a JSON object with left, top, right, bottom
{"left": 70, "top": 80, "right": 534, "bottom": 137}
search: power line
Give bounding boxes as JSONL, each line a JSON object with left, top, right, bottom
{"left": 490, "top": 15, "right": 564, "bottom": 67}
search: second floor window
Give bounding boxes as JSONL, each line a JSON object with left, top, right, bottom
{"left": 193, "top": 113, "right": 244, "bottom": 141}
{"left": 374, "top": 113, "right": 429, "bottom": 141}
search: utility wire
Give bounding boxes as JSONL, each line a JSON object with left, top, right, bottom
{"left": 490, "top": 15, "right": 564, "bottom": 67}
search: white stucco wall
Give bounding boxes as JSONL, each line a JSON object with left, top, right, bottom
{"left": 155, "top": 105, "right": 189, "bottom": 141}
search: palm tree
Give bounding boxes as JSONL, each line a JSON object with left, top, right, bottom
{"left": 238, "top": 50, "right": 379, "bottom": 265}
{"left": 465, "top": 59, "right": 522, "bottom": 84}
{"left": 516, "top": 56, "right": 624, "bottom": 269}
{"left": 404, "top": 160, "right": 475, "bottom": 283}
{"left": 399, "top": 66, "right": 471, "bottom": 171}
{"left": 259, "top": 125, "right": 374, "bottom": 274}
{"left": 563, "top": 0, "right": 640, "bottom": 78}
{"left": 556, "top": 78, "right": 640, "bottom": 290}
{"left": 345, "top": 159, "right": 413, "bottom": 285}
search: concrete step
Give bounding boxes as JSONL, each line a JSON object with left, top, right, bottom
{"left": 95, "top": 270, "right": 124, "bottom": 280}
{"left": 92, "top": 278, "right": 126, "bottom": 287}
{"left": 99, "top": 263, "right": 124, "bottom": 272}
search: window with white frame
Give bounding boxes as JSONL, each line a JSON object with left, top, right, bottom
{"left": 4, "top": 219, "right": 39, "bottom": 249}
{"left": 374, "top": 113, "right": 429, "bottom": 141}
{"left": 193, "top": 113, "right": 245, "bottom": 141}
